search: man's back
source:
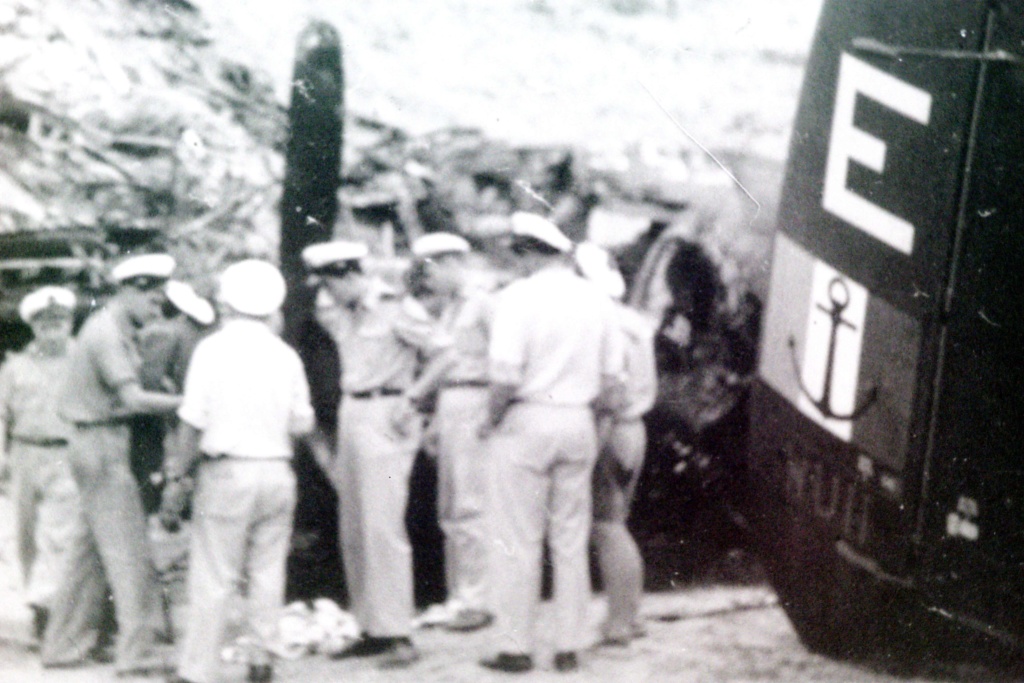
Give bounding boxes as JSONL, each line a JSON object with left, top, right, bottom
{"left": 490, "top": 264, "right": 619, "bottom": 406}
{"left": 178, "top": 318, "right": 313, "bottom": 459}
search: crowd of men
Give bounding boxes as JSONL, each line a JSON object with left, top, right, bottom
{"left": 0, "top": 211, "right": 657, "bottom": 682}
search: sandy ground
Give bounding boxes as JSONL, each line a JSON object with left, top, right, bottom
{"left": 0, "top": 490, "right": 1006, "bottom": 683}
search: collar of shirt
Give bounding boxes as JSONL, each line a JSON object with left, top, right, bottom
{"left": 528, "top": 261, "right": 575, "bottom": 282}
{"left": 221, "top": 317, "right": 275, "bottom": 336}
{"left": 23, "top": 340, "right": 69, "bottom": 360}
{"left": 101, "top": 301, "right": 146, "bottom": 346}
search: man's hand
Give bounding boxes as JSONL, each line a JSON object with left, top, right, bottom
{"left": 307, "top": 433, "right": 334, "bottom": 475}
{"left": 390, "top": 396, "right": 420, "bottom": 439}
{"left": 158, "top": 479, "right": 190, "bottom": 532}
{"left": 421, "top": 419, "right": 440, "bottom": 459}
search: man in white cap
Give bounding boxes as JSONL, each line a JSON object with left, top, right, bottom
{"left": 302, "top": 239, "right": 447, "bottom": 668}
{"left": 479, "top": 213, "right": 623, "bottom": 674}
{"left": 160, "top": 259, "right": 318, "bottom": 683}
{"left": 0, "top": 287, "right": 80, "bottom": 645}
{"left": 575, "top": 242, "right": 657, "bottom": 647}
{"left": 43, "top": 253, "right": 182, "bottom": 676}
{"left": 142, "top": 280, "right": 216, "bottom": 396}
{"left": 406, "top": 232, "right": 496, "bottom": 632}
{"left": 133, "top": 280, "right": 215, "bottom": 513}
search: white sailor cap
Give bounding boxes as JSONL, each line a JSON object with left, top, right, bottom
{"left": 218, "top": 259, "right": 286, "bottom": 317}
{"left": 165, "top": 280, "right": 215, "bottom": 326}
{"left": 301, "top": 241, "right": 369, "bottom": 272}
{"left": 19, "top": 286, "right": 77, "bottom": 322}
{"left": 111, "top": 253, "right": 176, "bottom": 285}
{"left": 510, "top": 212, "right": 573, "bottom": 253}
{"left": 575, "top": 242, "right": 626, "bottom": 300}
{"left": 411, "top": 232, "right": 471, "bottom": 259}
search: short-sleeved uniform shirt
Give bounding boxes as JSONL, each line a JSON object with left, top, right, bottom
{"left": 615, "top": 305, "right": 658, "bottom": 421}
{"left": 489, "top": 264, "right": 623, "bottom": 407}
{"left": 318, "top": 279, "right": 450, "bottom": 394}
{"left": 58, "top": 306, "right": 143, "bottom": 424}
{"left": 178, "top": 318, "right": 315, "bottom": 459}
{"left": 438, "top": 287, "right": 494, "bottom": 385}
{"left": 0, "top": 343, "right": 74, "bottom": 441}
{"left": 138, "top": 316, "right": 207, "bottom": 394}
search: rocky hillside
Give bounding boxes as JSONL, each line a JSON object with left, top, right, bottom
{"left": 0, "top": 0, "right": 286, "bottom": 279}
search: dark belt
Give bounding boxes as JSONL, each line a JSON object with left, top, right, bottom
{"left": 201, "top": 453, "right": 291, "bottom": 462}
{"left": 73, "top": 418, "right": 129, "bottom": 429}
{"left": 346, "top": 387, "right": 404, "bottom": 399}
{"left": 441, "top": 379, "right": 489, "bottom": 390}
{"left": 10, "top": 435, "right": 68, "bottom": 447}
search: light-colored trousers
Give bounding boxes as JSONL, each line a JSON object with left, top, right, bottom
{"left": 434, "top": 387, "right": 490, "bottom": 611}
{"left": 333, "top": 395, "right": 420, "bottom": 637}
{"left": 177, "top": 459, "right": 296, "bottom": 683}
{"left": 487, "top": 403, "right": 598, "bottom": 654}
{"left": 42, "top": 423, "right": 161, "bottom": 672}
{"left": 11, "top": 441, "right": 81, "bottom": 609}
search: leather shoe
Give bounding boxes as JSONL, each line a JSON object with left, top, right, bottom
{"left": 116, "top": 651, "right": 173, "bottom": 677}
{"left": 445, "top": 608, "right": 494, "bottom": 633}
{"left": 553, "top": 651, "right": 578, "bottom": 672}
{"left": 377, "top": 638, "right": 419, "bottom": 669}
{"left": 596, "top": 625, "right": 633, "bottom": 648}
{"left": 89, "top": 643, "right": 116, "bottom": 664}
{"left": 248, "top": 663, "right": 273, "bottom": 682}
{"left": 166, "top": 676, "right": 200, "bottom": 683}
{"left": 116, "top": 662, "right": 174, "bottom": 677}
{"left": 40, "top": 639, "right": 117, "bottom": 667}
{"left": 330, "top": 635, "right": 394, "bottom": 659}
{"left": 42, "top": 658, "right": 90, "bottom": 670}
{"left": 480, "top": 652, "right": 534, "bottom": 673}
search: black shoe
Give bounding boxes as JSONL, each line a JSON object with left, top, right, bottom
{"left": 248, "top": 663, "right": 273, "bottom": 683}
{"left": 445, "top": 608, "right": 494, "bottom": 633}
{"left": 42, "top": 658, "right": 91, "bottom": 670}
{"left": 377, "top": 638, "right": 419, "bottom": 670}
{"left": 115, "top": 660, "right": 174, "bottom": 677}
{"left": 480, "top": 652, "right": 534, "bottom": 673}
{"left": 166, "top": 676, "right": 200, "bottom": 683}
{"left": 553, "top": 651, "right": 578, "bottom": 672}
{"left": 330, "top": 635, "right": 395, "bottom": 659}
{"left": 89, "top": 642, "right": 116, "bottom": 664}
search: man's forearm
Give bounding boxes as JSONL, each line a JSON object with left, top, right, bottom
{"left": 163, "top": 423, "right": 202, "bottom": 481}
{"left": 119, "top": 382, "right": 182, "bottom": 415}
{"left": 407, "top": 349, "right": 457, "bottom": 408}
{"left": 487, "top": 383, "right": 519, "bottom": 428}
{"left": 296, "top": 428, "right": 333, "bottom": 475}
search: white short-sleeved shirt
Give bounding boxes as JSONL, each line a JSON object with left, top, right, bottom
{"left": 178, "top": 318, "right": 315, "bottom": 458}
{"left": 615, "top": 304, "right": 658, "bottom": 421}
{"left": 438, "top": 287, "right": 494, "bottom": 385}
{"left": 0, "top": 343, "right": 74, "bottom": 440}
{"left": 317, "top": 279, "right": 450, "bottom": 394}
{"left": 489, "top": 264, "right": 623, "bottom": 406}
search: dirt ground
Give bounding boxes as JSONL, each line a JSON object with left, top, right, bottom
{"left": 2, "top": 490, "right": 1020, "bottom": 683}
{"left": 0, "top": 583, "right": 981, "bottom": 683}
